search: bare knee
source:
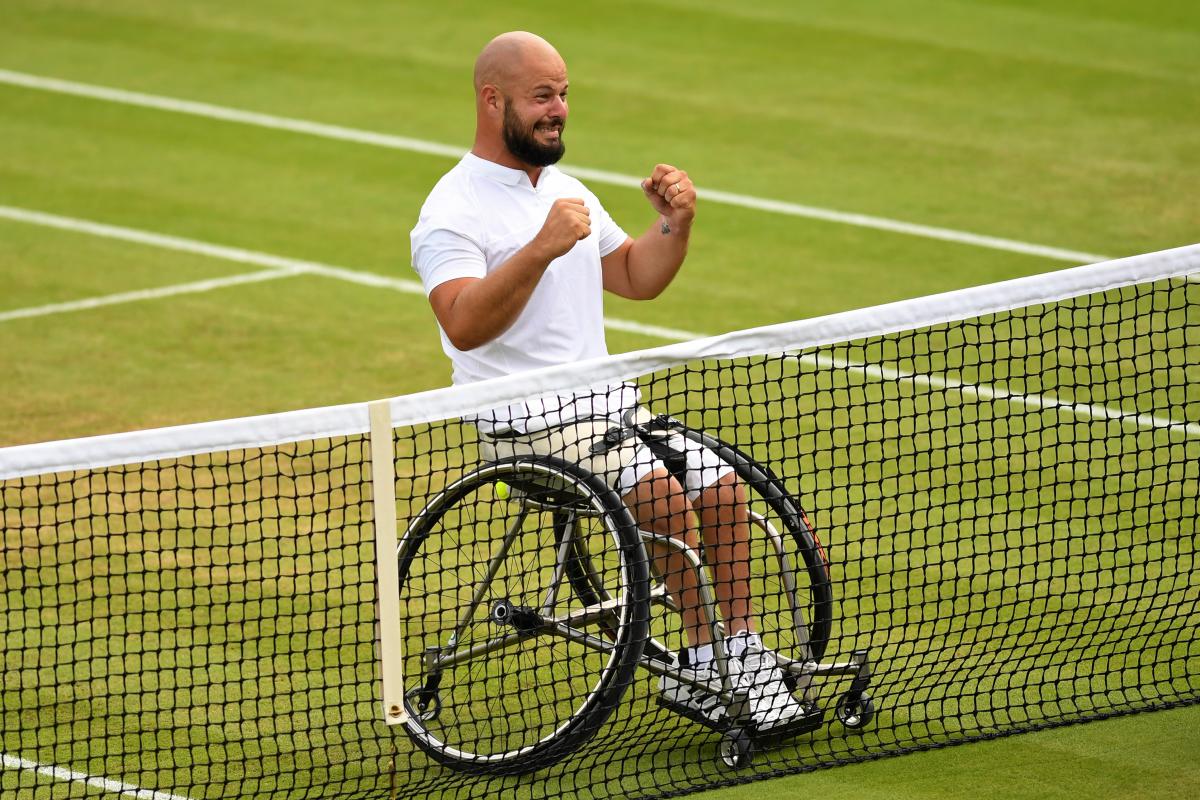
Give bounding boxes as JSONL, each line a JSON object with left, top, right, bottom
{"left": 695, "top": 471, "right": 747, "bottom": 531}
{"left": 623, "top": 469, "right": 695, "bottom": 542}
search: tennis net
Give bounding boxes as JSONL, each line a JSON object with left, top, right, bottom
{"left": 2, "top": 244, "right": 1198, "bottom": 799}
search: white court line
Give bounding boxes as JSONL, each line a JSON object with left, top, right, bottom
{"left": 0, "top": 204, "right": 686, "bottom": 341}
{"left": 808, "top": 353, "right": 1200, "bottom": 439}
{"left": 1, "top": 752, "right": 195, "bottom": 800}
{"left": 2, "top": 204, "right": 1192, "bottom": 439}
{"left": 0, "top": 205, "right": 425, "bottom": 294}
{"left": 0, "top": 267, "right": 299, "bottom": 322}
{"left": 0, "top": 68, "right": 1112, "bottom": 264}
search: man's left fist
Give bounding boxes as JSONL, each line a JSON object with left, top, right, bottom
{"left": 641, "top": 163, "right": 695, "bottom": 222}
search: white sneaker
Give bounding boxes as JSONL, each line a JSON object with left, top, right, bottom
{"left": 730, "top": 633, "right": 813, "bottom": 734}
{"left": 659, "top": 639, "right": 815, "bottom": 735}
{"left": 657, "top": 661, "right": 729, "bottom": 727}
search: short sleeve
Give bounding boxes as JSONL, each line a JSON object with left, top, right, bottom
{"left": 587, "top": 195, "right": 630, "bottom": 258}
{"left": 411, "top": 225, "right": 487, "bottom": 296}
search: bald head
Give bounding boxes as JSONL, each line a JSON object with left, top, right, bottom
{"left": 471, "top": 32, "right": 570, "bottom": 173}
{"left": 474, "top": 31, "right": 564, "bottom": 94}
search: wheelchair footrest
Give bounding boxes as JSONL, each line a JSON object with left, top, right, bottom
{"left": 656, "top": 696, "right": 825, "bottom": 741}
{"left": 656, "top": 695, "right": 735, "bottom": 733}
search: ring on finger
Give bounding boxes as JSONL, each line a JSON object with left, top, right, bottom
{"left": 674, "top": 183, "right": 685, "bottom": 196}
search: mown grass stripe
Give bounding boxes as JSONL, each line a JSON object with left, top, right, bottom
{"left": 0, "top": 68, "right": 1111, "bottom": 264}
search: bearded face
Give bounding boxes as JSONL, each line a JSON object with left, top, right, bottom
{"left": 502, "top": 96, "right": 565, "bottom": 168}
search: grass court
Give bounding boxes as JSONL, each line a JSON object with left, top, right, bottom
{"left": 1, "top": 2, "right": 1198, "bottom": 798}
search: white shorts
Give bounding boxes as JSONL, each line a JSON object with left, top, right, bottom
{"left": 477, "top": 407, "right": 734, "bottom": 502}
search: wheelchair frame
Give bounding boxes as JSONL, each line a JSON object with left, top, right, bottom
{"left": 395, "top": 418, "right": 874, "bottom": 774}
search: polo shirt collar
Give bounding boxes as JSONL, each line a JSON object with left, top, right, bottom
{"left": 462, "top": 152, "right": 554, "bottom": 188}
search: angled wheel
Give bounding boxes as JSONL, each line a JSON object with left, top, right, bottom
{"left": 674, "top": 424, "right": 834, "bottom": 664}
{"left": 397, "top": 455, "right": 650, "bottom": 775}
{"left": 552, "top": 421, "right": 834, "bottom": 671}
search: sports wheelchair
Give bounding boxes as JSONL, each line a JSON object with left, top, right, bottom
{"left": 396, "top": 414, "right": 874, "bottom": 775}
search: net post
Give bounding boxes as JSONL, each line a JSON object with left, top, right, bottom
{"left": 369, "top": 399, "right": 408, "bottom": 725}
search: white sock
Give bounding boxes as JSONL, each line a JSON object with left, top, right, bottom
{"left": 725, "top": 630, "right": 762, "bottom": 658}
{"left": 689, "top": 631, "right": 767, "bottom": 666}
{"left": 686, "top": 643, "right": 715, "bottom": 667}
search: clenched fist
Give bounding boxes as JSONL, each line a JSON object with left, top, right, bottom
{"left": 532, "top": 198, "right": 591, "bottom": 261}
{"left": 641, "top": 164, "right": 695, "bottom": 224}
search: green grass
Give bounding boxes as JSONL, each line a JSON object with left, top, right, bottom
{"left": 698, "top": 704, "right": 1200, "bottom": 800}
{"left": 1, "top": 1, "right": 1198, "bottom": 799}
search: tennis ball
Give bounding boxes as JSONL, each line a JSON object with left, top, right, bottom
{"left": 495, "top": 481, "right": 510, "bottom": 500}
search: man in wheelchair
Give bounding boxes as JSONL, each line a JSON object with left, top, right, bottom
{"left": 410, "top": 31, "right": 811, "bottom": 736}
{"left": 478, "top": 399, "right": 814, "bottom": 736}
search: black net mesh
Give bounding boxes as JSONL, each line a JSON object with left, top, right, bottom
{"left": 3, "top": 275, "right": 1198, "bottom": 798}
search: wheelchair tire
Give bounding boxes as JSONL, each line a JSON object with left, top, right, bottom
{"left": 552, "top": 422, "right": 834, "bottom": 665}
{"left": 396, "top": 455, "right": 651, "bottom": 775}
{"left": 675, "top": 424, "right": 835, "bottom": 663}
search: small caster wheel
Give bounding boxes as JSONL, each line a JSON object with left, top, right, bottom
{"left": 718, "top": 727, "right": 753, "bottom": 769}
{"left": 836, "top": 691, "right": 874, "bottom": 730}
{"left": 405, "top": 687, "right": 442, "bottom": 722}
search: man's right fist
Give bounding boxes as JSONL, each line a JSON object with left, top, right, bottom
{"left": 533, "top": 198, "right": 591, "bottom": 261}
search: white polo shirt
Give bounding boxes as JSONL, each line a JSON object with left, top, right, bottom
{"left": 411, "top": 153, "right": 637, "bottom": 433}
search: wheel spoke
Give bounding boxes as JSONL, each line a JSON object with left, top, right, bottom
{"left": 396, "top": 457, "right": 648, "bottom": 773}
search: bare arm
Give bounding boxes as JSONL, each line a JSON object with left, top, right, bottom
{"left": 429, "top": 198, "right": 591, "bottom": 351}
{"left": 602, "top": 164, "right": 696, "bottom": 300}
